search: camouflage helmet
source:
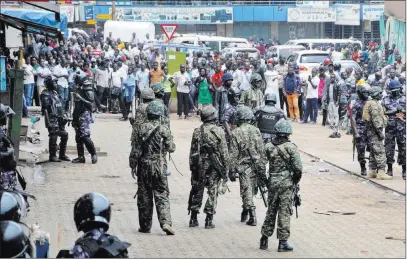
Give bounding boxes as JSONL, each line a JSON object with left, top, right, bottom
{"left": 357, "top": 84, "right": 370, "bottom": 94}
{"left": 274, "top": 119, "right": 292, "bottom": 134}
{"left": 151, "top": 83, "right": 165, "bottom": 96}
{"left": 369, "top": 86, "right": 383, "bottom": 98}
{"left": 265, "top": 93, "right": 277, "bottom": 104}
{"left": 237, "top": 106, "right": 254, "bottom": 121}
{"left": 141, "top": 88, "right": 155, "bottom": 100}
{"left": 146, "top": 100, "right": 165, "bottom": 116}
{"left": 250, "top": 73, "right": 262, "bottom": 84}
{"left": 200, "top": 105, "right": 218, "bottom": 122}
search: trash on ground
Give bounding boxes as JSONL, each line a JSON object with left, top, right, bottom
{"left": 32, "top": 165, "right": 45, "bottom": 185}
{"left": 392, "top": 192, "right": 401, "bottom": 197}
{"left": 327, "top": 210, "right": 356, "bottom": 215}
{"left": 313, "top": 211, "right": 331, "bottom": 216}
{"left": 385, "top": 237, "right": 406, "bottom": 243}
{"left": 318, "top": 168, "right": 330, "bottom": 172}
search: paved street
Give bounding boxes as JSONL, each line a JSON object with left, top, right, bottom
{"left": 23, "top": 114, "right": 405, "bottom": 258}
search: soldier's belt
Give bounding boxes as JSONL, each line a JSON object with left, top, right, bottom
{"left": 269, "top": 171, "right": 291, "bottom": 176}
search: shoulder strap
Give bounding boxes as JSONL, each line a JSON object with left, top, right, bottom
{"left": 272, "top": 143, "right": 292, "bottom": 173}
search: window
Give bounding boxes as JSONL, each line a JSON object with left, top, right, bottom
{"left": 287, "top": 54, "right": 298, "bottom": 63}
{"left": 199, "top": 41, "right": 219, "bottom": 51}
{"left": 300, "top": 54, "right": 329, "bottom": 63}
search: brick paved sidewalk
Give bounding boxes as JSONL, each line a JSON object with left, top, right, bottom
{"left": 23, "top": 114, "right": 405, "bottom": 258}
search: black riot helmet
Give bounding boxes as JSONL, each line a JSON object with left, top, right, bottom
{"left": 357, "top": 84, "right": 370, "bottom": 101}
{"left": 0, "top": 191, "right": 22, "bottom": 222}
{"left": 0, "top": 221, "right": 33, "bottom": 258}
{"left": 74, "top": 192, "right": 111, "bottom": 232}
{"left": 44, "top": 76, "right": 57, "bottom": 91}
{"left": 0, "top": 104, "right": 15, "bottom": 126}
{"left": 264, "top": 93, "right": 277, "bottom": 105}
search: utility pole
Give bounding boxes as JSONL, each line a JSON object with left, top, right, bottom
{"left": 112, "top": 1, "right": 116, "bottom": 21}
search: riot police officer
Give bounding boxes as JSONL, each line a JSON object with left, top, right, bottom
{"left": 383, "top": 80, "right": 406, "bottom": 179}
{"left": 71, "top": 79, "right": 98, "bottom": 164}
{"left": 254, "top": 93, "right": 286, "bottom": 143}
{"left": 0, "top": 221, "right": 33, "bottom": 258}
{"left": 41, "top": 77, "right": 71, "bottom": 162}
{"left": 57, "top": 192, "right": 131, "bottom": 258}
{"left": 0, "top": 104, "right": 18, "bottom": 191}
{"left": 0, "top": 191, "right": 23, "bottom": 221}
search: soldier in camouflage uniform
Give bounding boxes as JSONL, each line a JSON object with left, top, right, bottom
{"left": 188, "top": 105, "right": 229, "bottom": 229}
{"left": 219, "top": 73, "right": 238, "bottom": 146}
{"left": 350, "top": 85, "right": 370, "bottom": 176}
{"left": 151, "top": 83, "right": 170, "bottom": 122}
{"left": 129, "top": 88, "right": 155, "bottom": 178}
{"left": 382, "top": 80, "right": 406, "bottom": 179}
{"left": 362, "top": 86, "right": 392, "bottom": 180}
{"left": 229, "top": 106, "right": 266, "bottom": 226}
{"left": 240, "top": 73, "right": 264, "bottom": 109}
{"left": 260, "top": 119, "right": 302, "bottom": 252}
{"left": 129, "top": 100, "right": 175, "bottom": 235}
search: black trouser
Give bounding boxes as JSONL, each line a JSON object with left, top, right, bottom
{"left": 75, "top": 133, "right": 96, "bottom": 157}
{"left": 177, "top": 92, "right": 189, "bottom": 116}
{"left": 96, "top": 85, "right": 108, "bottom": 107}
{"left": 298, "top": 94, "right": 303, "bottom": 120}
{"left": 164, "top": 92, "right": 171, "bottom": 108}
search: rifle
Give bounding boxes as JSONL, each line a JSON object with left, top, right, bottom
{"left": 188, "top": 134, "right": 201, "bottom": 215}
{"left": 272, "top": 143, "right": 302, "bottom": 218}
{"left": 347, "top": 102, "right": 357, "bottom": 161}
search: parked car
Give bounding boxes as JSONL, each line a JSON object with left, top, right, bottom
{"left": 265, "top": 45, "right": 306, "bottom": 61}
{"left": 286, "top": 50, "right": 331, "bottom": 79}
{"left": 221, "top": 47, "right": 260, "bottom": 60}
{"left": 336, "top": 60, "right": 362, "bottom": 73}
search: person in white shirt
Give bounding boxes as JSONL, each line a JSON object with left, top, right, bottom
{"left": 110, "top": 63, "right": 124, "bottom": 113}
{"left": 135, "top": 62, "right": 150, "bottom": 94}
{"left": 301, "top": 67, "right": 320, "bottom": 124}
{"left": 36, "top": 60, "right": 52, "bottom": 95}
{"left": 169, "top": 64, "right": 191, "bottom": 119}
{"left": 23, "top": 58, "right": 36, "bottom": 106}
{"left": 264, "top": 63, "right": 280, "bottom": 109}
{"left": 52, "top": 60, "right": 69, "bottom": 108}
{"left": 94, "top": 61, "right": 111, "bottom": 110}
{"left": 232, "top": 62, "right": 243, "bottom": 90}
{"left": 241, "top": 61, "right": 252, "bottom": 92}
{"left": 331, "top": 47, "right": 343, "bottom": 61}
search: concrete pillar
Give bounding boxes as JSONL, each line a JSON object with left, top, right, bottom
{"left": 225, "top": 24, "right": 233, "bottom": 37}
{"left": 270, "top": 22, "right": 278, "bottom": 41}
{"left": 216, "top": 24, "right": 226, "bottom": 37}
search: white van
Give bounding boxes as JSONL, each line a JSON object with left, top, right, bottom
{"left": 104, "top": 21, "right": 155, "bottom": 43}
{"left": 171, "top": 34, "right": 249, "bottom": 52}
{"left": 285, "top": 38, "right": 363, "bottom": 50}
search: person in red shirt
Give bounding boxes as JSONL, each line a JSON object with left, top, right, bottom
{"left": 352, "top": 48, "right": 359, "bottom": 62}
{"left": 256, "top": 39, "right": 267, "bottom": 56}
{"left": 211, "top": 64, "right": 224, "bottom": 89}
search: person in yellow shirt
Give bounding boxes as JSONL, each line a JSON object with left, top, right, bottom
{"left": 355, "top": 70, "right": 365, "bottom": 86}
{"left": 117, "top": 38, "right": 125, "bottom": 50}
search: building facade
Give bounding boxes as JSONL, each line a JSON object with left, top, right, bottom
{"left": 55, "top": 0, "right": 385, "bottom": 44}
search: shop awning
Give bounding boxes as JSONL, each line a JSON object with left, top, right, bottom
{"left": 0, "top": 13, "right": 62, "bottom": 38}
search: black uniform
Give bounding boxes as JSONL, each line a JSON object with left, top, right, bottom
{"left": 254, "top": 104, "right": 285, "bottom": 143}
{"left": 40, "top": 79, "right": 70, "bottom": 162}
{"left": 72, "top": 81, "right": 98, "bottom": 164}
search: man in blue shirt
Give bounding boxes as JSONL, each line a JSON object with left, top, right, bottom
{"left": 120, "top": 66, "right": 136, "bottom": 121}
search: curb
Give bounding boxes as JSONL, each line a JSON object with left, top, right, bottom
{"left": 299, "top": 149, "right": 406, "bottom": 197}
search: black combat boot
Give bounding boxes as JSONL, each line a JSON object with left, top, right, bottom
{"left": 259, "top": 235, "right": 268, "bottom": 250}
{"left": 241, "top": 209, "right": 248, "bottom": 222}
{"left": 83, "top": 137, "right": 98, "bottom": 164}
{"left": 360, "top": 162, "right": 367, "bottom": 176}
{"left": 278, "top": 240, "right": 294, "bottom": 252}
{"left": 72, "top": 143, "right": 86, "bottom": 164}
{"left": 205, "top": 214, "right": 215, "bottom": 229}
{"left": 387, "top": 163, "right": 393, "bottom": 177}
{"left": 49, "top": 135, "right": 61, "bottom": 162}
{"left": 189, "top": 211, "right": 199, "bottom": 227}
{"left": 402, "top": 165, "right": 406, "bottom": 180}
{"left": 246, "top": 209, "right": 257, "bottom": 226}
{"left": 58, "top": 134, "right": 71, "bottom": 161}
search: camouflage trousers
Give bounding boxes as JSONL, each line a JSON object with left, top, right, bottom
{"left": 385, "top": 126, "right": 406, "bottom": 165}
{"left": 0, "top": 170, "right": 17, "bottom": 190}
{"left": 261, "top": 176, "right": 293, "bottom": 240}
{"left": 189, "top": 174, "right": 221, "bottom": 215}
{"left": 73, "top": 111, "right": 94, "bottom": 138}
{"left": 367, "top": 134, "right": 387, "bottom": 170}
{"left": 355, "top": 132, "right": 368, "bottom": 164}
{"left": 239, "top": 166, "right": 257, "bottom": 210}
{"left": 136, "top": 158, "right": 172, "bottom": 230}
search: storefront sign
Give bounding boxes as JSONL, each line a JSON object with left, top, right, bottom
{"left": 335, "top": 4, "right": 360, "bottom": 26}
{"left": 287, "top": 8, "right": 336, "bottom": 22}
{"left": 296, "top": 1, "right": 330, "bottom": 8}
{"left": 109, "top": 7, "right": 233, "bottom": 24}
{"left": 84, "top": 5, "right": 94, "bottom": 20}
{"left": 60, "top": 5, "right": 75, "bottom": 23}
{"left": 363, "top": 5, "right": 384, "bottom": 21}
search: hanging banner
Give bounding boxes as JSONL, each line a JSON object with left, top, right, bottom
{"left": 363, "top": 5, "right": 384, "bottom": 21}
{"left": 60, "top": 5, "right": 75, "bottom": 23}
{"left": 335, "top": 4, "right": 360, "bottom": 26}
{"left": 84, "top": 5, "right": 93, "bottom": 20}
{"left": 287, "top": 8, "right": 336, "bottom": 22}
{"left": 109, "top": 7, "right": 233, "bottom": 24}
{"left": 296, "top": 1, "right": 330, "bottom": 8}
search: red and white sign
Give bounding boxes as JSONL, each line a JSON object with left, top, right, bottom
{"left": 160, "top": 24, "right": 178, "bottom": 41}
